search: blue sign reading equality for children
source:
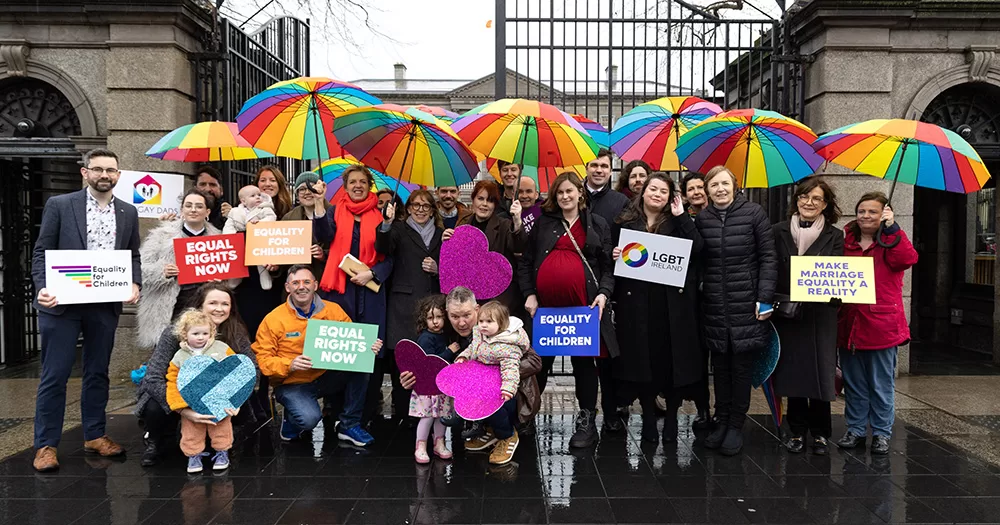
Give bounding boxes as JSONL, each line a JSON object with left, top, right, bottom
{"left": 532, "top": 306, "right": 600, "bottom": 356}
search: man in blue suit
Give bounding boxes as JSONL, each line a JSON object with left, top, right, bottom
{"left": 30, "top": 148, "right": 142, "bottom": 472}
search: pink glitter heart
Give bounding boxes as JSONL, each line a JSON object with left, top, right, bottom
{"left": 435, "top": 360, "right": 504, "bottom": 421}
{"left": 394, "top": 339, "right": 448, "bottom": 396}
{"left": 439, "top": 225, "right": 512, "bottom": 300}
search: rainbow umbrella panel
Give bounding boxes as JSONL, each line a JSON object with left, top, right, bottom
{"left": 610, "top": 96, "right": 722, "bottom": 170}
{"left": 146, "top": 121, "right": 272, "bottom": 162}
{"left": 571, "top": 114, "right": 610, "bottom": 148}
{"left": 332, "top": 104, "right": 480, "bottom": 189}
{"left": 675, "top": 109, "right": 824, "bottom": 188}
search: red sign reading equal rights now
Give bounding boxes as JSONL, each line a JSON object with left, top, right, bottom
{"left": 173, "top": 233, "right": 249, "bottom": 285}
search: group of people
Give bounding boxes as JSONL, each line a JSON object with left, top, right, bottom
{"left": 29, "top": 147, "right": 918, "bottom": 474}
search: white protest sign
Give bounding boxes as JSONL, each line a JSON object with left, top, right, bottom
{"left": 113, "top": 170, "right": 184, "bottom": 218}
{"left": 613, "top": 229, "right": 693, "bottom": 288}
{"left": 45, "top": 250, "right": 133, "bottom": 305}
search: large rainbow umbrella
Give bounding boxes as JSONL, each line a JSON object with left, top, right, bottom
{"left": 814, "top": 118, "right": 992, "bottom": 246}
{"left": 452, "top": 99, "right": 600, "bottom": 168}
{"left": 145, "top": 121, "right": 273, "bottom": 162}
{"left": 313, "top": 156, "right": 419, "bottom": 202}
{"left": 332, "top": 104, "right": 479, "bottom": 192}
{"left": 674, "top": 109, "right": 824, "bottom": 188}
{"left": 485, "top": 158, "right": 586, "bottom": 193}
{"left": 571, "top": 114, "right": 610, "bottom": 148}
{"left": 235, "top": 77, "right": 381, "bottom": 161}
{"left": 410, "top": 105, "right": 461, "bottom": 123}
{"left": 610, "top": 96, "right": 722, "bottom": 170}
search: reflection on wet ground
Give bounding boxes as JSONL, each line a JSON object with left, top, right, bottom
{"left": 3, "top": 406, "right": 1000, "bottom": 524}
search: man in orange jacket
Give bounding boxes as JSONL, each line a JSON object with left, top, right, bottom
{"left": 253, "top": 264, "right": 382, "bottom": 446}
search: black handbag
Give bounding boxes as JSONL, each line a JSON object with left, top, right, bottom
{"left": 773, "top": 293, "right": 803, "bottom": 320}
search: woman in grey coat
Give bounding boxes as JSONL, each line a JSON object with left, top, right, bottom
{"left": 771, "top": 177, "right": 844, "bottom": 456}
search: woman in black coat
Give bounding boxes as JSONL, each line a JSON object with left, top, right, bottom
{"left": 519, "top": 172, "right": 618, "bottom": 449}
{"left": 611, "top": 173, "right": 704, "bottom": 444}
{"left": 771, "top": 177, "right": 844, "bottom": 456}
{"left": 695, "top": 166, "right": 777, "bottom": 456}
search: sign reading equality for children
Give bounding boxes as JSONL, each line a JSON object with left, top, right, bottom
{"left": 789, "top": 256, "right": 876, "bottom": 304}
{"left": 614, "top": 229, "right": 694, "bottom": 288}
{"left": 113, "top": 170, "right": 184, "bottom": 218}
{"left": 303, "top": 320, "right": 379, "bottom": 373}
{"left": 244, "top": 220, "right": 312, "bottom": 265}
{"left": 532, "top": 306, "right": 600, "bottom": 356}
{"left": 44, "top": 250, "right": 133, "bottom": 305}
{"left": 173, "top": 234, "right": 249, "bottom": 285}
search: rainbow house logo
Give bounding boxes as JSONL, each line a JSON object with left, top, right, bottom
{"left": 53, "top": 265, "right": 94, "bottom": 287}
{"left": 621, "top": 242, "right": 649, "bottom": 268}
{"left": 133, "top": 175, "right": 162, "bottom": 205}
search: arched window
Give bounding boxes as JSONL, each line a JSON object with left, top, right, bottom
{"left": 0, "top": 77, "right": 82, "bottom": 138}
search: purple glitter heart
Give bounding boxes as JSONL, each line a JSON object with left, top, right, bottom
{"left": 435, "top": 360, "right": 504, "bottom": 421}
{"left": 394, "top": 339, "right": 448, "bottom": 396}
{"left": 439, "top": 225, "right": 512, "bottom": 300}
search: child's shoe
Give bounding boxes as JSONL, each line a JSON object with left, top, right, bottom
{"left": 212, "top": 450, "right": 230, "bottom": 471}
{"left": 433, "top": 437, "right": 452, "bottom": 460}
{"left": 489, "top": 431, "right": 519, "bottom": 465}
{"left": 414, "top": 440, "right": 430, "bottom": 464}
{"left": 187, "top": 454, "right": 203, "bottom": 474}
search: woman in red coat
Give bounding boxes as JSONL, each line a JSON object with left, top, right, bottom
{"left": 835, "top": 192, "right": 918, "bottom": 456}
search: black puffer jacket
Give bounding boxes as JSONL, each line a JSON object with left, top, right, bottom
{"left": 695, "top": 195, "right": 778, "bottom": 353}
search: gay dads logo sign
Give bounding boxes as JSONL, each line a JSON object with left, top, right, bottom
{"left": 613, "top": 229, "right": 693, "bottom": 288}
{"left": 113, "top": 170, "right": 184, "bottom": 219}
{"left": 44, "top": 250, "right": 133, "bottom": 305}
{"left": 173, "top": 234, "right": 250, "bottom": 285}
{"left": 303, "top": 320, "right": 379, "bottom": 373}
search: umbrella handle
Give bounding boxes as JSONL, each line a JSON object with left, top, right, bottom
{"left": 876, "top": 140, "right": 906, "bottom": 249}
{"left": 875, "top": 221, "right": 901, "bottom": 249}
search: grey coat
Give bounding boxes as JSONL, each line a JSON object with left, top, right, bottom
{"left": 30, "top": 188, "right": 142, "bottom": 315}
{"left": 770, "top": 220, "right": 844, "bottom": 401}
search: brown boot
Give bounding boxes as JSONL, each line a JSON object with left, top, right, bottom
{"left": 83, "top": 436, "right": 125, "bottom": 457}
{"left": 33, "top": 446, "right": 59, "bottom": 472}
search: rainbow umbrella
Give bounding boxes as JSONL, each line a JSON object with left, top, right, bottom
{"left": 313, "top": 156, "right": 419, "bottom": 202}
{"left": 814, "top": 118, "right": 992, "bottom": 246}
{"left": 571, "top": 114, "right": 610, "bottom": 148}
{"left": 235, "top": 76, "right": 381, "bottom": 161}
{"left": 410, "top": 105, "right": 460, "bottom": 123}
{"left": 485, "top": 158, "right": 586, "bottom": 193}
{"left": 332, "top": 104, "right": 479, "bottom": 193}
{"left": 674, "top": 109, "right": 824, "bottom": 188}
{"left": 610, "top": 96, "right": 722, "bottom": 170}
{"left": 452, "top": 99, "right": 600, "bottom": 168}
{"left": 146, "top": 121, "right": 273, "bottom": 162}
{"left": 753, "top": 322, "right": 783, "bottom": 432}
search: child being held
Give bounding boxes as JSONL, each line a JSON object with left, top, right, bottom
{"left": 223, "top": 185, "right": 278, "bottom": 290}
{"left": 409, "top": 295, "right": 461, "bottom": 464}
{"left": 165, "top": 309, "right": 239, "bottom": 473}
{"left": 455, "top": 301, "right": 530, "bottom": 465}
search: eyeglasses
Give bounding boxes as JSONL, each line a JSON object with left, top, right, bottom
{"left": 797, "top": 195, "right": 826, "bottom": 205}
{"left": 296, "top": 188, "right": 315, "bottom": 196}
{"left": 87, "top": 167, "right": 119, "bottom": 175}
{"left": 409, "top": 203, "right": 433, "bottom": 211}
{"left": 289, "top": 279, "right": 314, "bottom": 287}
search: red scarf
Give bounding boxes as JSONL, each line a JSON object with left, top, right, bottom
{"left": 320, "top": 191, "right": 385, "bottom": 293}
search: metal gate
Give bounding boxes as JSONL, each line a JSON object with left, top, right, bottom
{"left": 193, "top": 14, "right": 311, "bottom": 197}
{"left": 0, "top": 159, "right": 38, "bottom": 365}
{"left": 498, "top": 0, "right": 805, "bottom": 375}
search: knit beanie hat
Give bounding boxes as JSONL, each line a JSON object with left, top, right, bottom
{"left": 294, "top": 171, "right": 320, "bottom": 191}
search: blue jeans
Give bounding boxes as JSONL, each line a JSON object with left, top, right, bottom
{"left": 484, "top": 399, "right": 518, "bottom": 440}
{"left": 274, "top": 371, "right": 369, "bottom": 433}
{"left": 35, "top": 304, "right": 119, "bottom": 449}
{"left": 839, "top": 346, "right": 897, "bottom": 437}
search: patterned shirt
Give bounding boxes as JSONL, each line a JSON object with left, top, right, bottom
{"left": 86, "top": 189, "right": 117, "bottom": 251}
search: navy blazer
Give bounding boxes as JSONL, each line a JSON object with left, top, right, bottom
{"left": 31, "top": 188, "right": 142, "bottom": 315}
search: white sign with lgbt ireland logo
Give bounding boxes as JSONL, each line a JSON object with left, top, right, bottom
{"left": 112, "top": 170, "right": 184, "bottom": 218}
{"left": 613, "top": 229, "right": 693, "bottom": 288}
{"left": 45, "top": 250, "right": 133, "bottom": 305}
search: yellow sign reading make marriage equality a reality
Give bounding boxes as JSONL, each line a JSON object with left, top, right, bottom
{"left": 789, "top": 256, "right": 876, "bottom": 304}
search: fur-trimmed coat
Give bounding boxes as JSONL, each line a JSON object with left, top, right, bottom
{"left": 137, "top": 220, "right": 222, "bottom": 349}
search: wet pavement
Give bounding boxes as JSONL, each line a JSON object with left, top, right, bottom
{"left": 2, "top": 405, "right": 1000, "bottom": 524}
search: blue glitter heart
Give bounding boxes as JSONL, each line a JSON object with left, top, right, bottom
{"left": 176, "top": 354, "right": 256, "bottom": 421}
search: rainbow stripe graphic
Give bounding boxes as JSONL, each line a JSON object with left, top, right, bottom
{"left": 53, "top": 265, "right": 94, "bottom": 287}
{"left": 622, "top": 243, "right": 648, "bottom": 268}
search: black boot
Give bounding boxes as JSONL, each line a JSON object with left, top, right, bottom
{"left": 569, "top": 409, "right": 599, "bottom": 448}
{"left": 720, "top": 426, "right": 744, "bottom": 456}
{"left": 641, "top": 416, "right": 658, "bottom": 443}
{"left": 140, "top": 439, "right": 160, "bottom": 467}
{"left": 704, "top": 421, "right": 728, "bottom": 449}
